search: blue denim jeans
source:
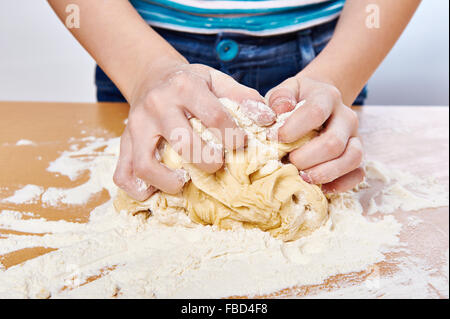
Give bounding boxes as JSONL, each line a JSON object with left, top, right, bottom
{"left": 96, "top": 19, "right": 367, "bottom": 105}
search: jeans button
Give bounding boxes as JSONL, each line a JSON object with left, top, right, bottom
{"left": 216, "top": 40, "right": 239, "bottom": 62}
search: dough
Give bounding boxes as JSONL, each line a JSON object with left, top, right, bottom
{"left": 114, "top": 98, "right": 328, "bottom": 241}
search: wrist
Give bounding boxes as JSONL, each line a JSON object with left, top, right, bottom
{"left": 295, "top": 47, "right": 363, "bottom": 106}
{"left": 128, "top": 55, "right": 188, "bottom": 105}
{"left": 295, "top": 61, "right": 340, "bottom": 93}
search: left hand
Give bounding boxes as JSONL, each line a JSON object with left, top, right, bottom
{"left": 266, "top": 75, "right": 365, "bottom": 193}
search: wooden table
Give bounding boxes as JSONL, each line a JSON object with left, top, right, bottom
{"left": 0, "top": 102, "right": 448, "bottom": 298}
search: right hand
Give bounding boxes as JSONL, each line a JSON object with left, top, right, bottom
{"left": 113, "top": 63, "right": 276, "bottom": 201}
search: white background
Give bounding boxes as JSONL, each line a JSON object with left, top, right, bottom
{"left": 0, "top": 0, "right": 448, "bottom": 105}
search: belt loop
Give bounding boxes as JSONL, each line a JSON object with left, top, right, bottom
{"left": 216, "top": 32, "right": 224, "bottom": 46}
{"left": 297, "top": 30, "right": 316, "bottom": 70}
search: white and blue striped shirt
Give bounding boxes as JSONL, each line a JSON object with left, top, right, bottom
{"left": 131, "top": 0, "right": 345, "bottom": 36}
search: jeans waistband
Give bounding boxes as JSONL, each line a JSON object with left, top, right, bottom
{"left": 152, "top": 18, "right": 338, "bottom": 63}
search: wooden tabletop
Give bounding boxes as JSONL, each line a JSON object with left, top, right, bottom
{"left": 0, "top": 101, "right": 448, "bottom": 298}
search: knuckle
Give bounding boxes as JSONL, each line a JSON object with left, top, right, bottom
{"left": 308, "top": 170, "right": 326, "bottom": 184}
{"left": 127, "top": 108, "right": 154, "bottom": 134}
{"left": 127, "top": 112, "right": 140, "bottom": 132}
{"left": 165, "top": 185, "right": 183, "bottom": 195}
{"left": 359, "top": 167, "right": 366, "bottom": 180}
{"left": 133, "top": 161, "right": 153, "bottom": 180}
{"left": 113, "top": 170, "right": 127, "bottom": 188}
{"left": 208, "top": 110, "right": 225, "bottom": 127}
{"left": 288, "top": 150, "right": 300, "bottom": 168}
{"left": 141, "top": 90, "right": 170, "bottom": 120}
{"left": 278, "top": 127, "right": 293, "bottom": 143}
{"left": 143, "top": 90, "right": 161, "bottom": 108}
{"left": 309, "top": 106, "right": 327, "bottom": 124}
{"left": 326, "top": 85, "right": 342, "bottom": 101}
{"left": 247, "top": 88, "right": 261, "bottom": 99}
{"left": 203, "top": 161, "right": 223, "bottom": 174}
{"left": 170, "top": 72, "right": 192, "bottom": 92}
{"left": 324, "top": 134, "right": 346, "bottom": 158}
{"left": 349, "top": 144, "right": 364, "bottom": 167}
{"left": 347, "top": 108, "right": 359, "bottom": 129}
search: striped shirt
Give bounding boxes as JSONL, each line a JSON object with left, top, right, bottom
{"left": 130, "top": 0, "right": 345, "bottom": 36}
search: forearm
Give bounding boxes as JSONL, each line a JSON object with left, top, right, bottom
{"left": 300, "top": 0, "right": 421, "bottom": 105}
{"left": 47, "top": 0, "right": 187, "bottom": 102}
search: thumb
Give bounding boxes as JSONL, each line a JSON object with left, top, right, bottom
{"left": 266, "top": 77, "right": 299, "bottom": 115}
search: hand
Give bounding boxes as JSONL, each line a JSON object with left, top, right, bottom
{"left": 114, "top": 63, "right": 276, "bottom": 201}
{"left": 266, "top": 75, "right": 364, "bottom": 193}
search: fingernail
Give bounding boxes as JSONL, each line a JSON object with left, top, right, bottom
{"left": 175, "top": 169, "right": 190, "bottom": 185}
{"left": 272, "top": 97, "right": 295, "bottom": 107}
{"left": 241, "top": 100, "right": 276, "bottom": 126}
{"left": 321, "top": 185, "right": 337, "bottom": 194}
{"left": 272, "top": 97, "right": 296, "bottom": 113}
{"left": 299, "top": 171, "right": 312, "bottom": 183}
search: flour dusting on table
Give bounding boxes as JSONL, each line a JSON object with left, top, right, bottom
{"left": 365, "top": 160, "right": 449, "bottom": 214}
{"left": 0, "top": 136, "right": 448, "bottom": 298}
{"left": 2, "top": 185, "right": 44, "bottom": 204}
{"left": 15, "top": 139, "right": 36, "bottom": 146}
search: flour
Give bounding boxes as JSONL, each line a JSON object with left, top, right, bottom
{"left": 41, "top": 137, "right": 117, "bottom": 206}
{"left": 135, "top": 178, "right": 149, "bottom": 193}
{"left": 0, "top": 197, "right": 401, "bottom": 298}
{"left": 15, "top": 139, "right": 36, "bottom": 146}
{"left": 407, "top": 215, "right": 423, "bottom": 227}
{"left": 2, "top": 185, "right": 44, "bottom": 204}
{"left": 305, "top": 249, "right": 449, "bottom": 299}
{"left": 0, "top": 132, "right": 448, "bottom": 298}
{"left": 174, "top": 169, "right": 191, "bottom": 184}
{"left": 268, "top": 100, "right": 305, "bottom": 139}
{"left": 240, "top": 99, "right": 276, "bottom": 126}
{"left": 219, "top": 98, "right": 279, "bottom": 161}
{"left": 365, "top": 160, "right": 449, "bottom": 215}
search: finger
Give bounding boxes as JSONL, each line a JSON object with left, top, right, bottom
{"left": 289, "top": 107, "right": 358, "bottom": 170}
{"left": 113, "top": 129, "right": 157, "bottom": 201}
{"left": 129, "top": 118, "right": 186, "bottom": 194}
{"left": 183, "top": 82, "right": 248, "bottom": 150}
{"left": 322, "top": 167, "right": 366, "bottom": 194}
{"left": 209, "top": 70, "right": 276, "bottom": 126}
{"left": 265, "top": 77, "right": 299, "bottom": 115}
{"left": 302, "top": 137, "right": 364, "bottom": 184}
{"left": 240, "top": 99, "right": 276, "bottom": 127}
{"left": 161, "top": 109, "right": 224, "bottom": 173}
{"left": 277, "top": 93, "right": 335, "bottom": 143}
